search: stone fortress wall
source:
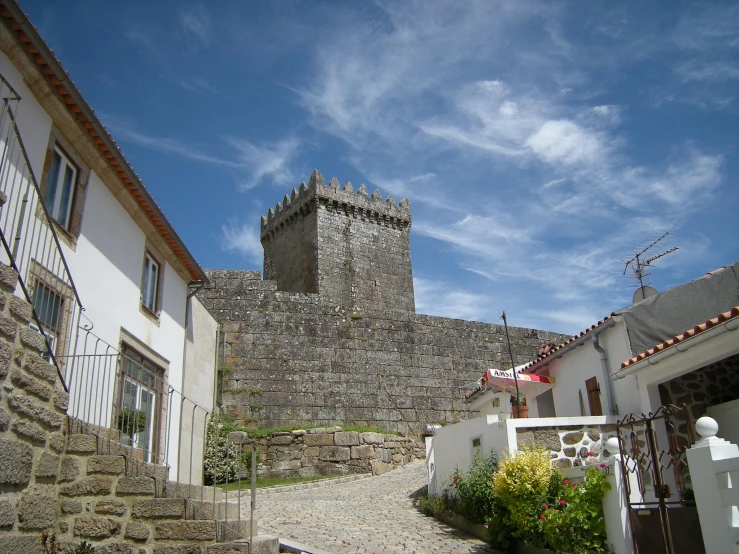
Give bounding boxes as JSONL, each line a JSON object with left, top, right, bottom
{"left": 202, "top": 171, "right": 568, "bottom": 434}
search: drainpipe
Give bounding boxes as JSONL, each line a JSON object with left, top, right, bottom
{"left": 592, "top": 332, "right": 617, "bottom": 415}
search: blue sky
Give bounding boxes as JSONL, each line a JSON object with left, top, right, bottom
{"left": 23, "top": 0, "right": 738, "bottom": 335}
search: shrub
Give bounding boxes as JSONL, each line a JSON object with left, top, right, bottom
{"left": 450, "top": 449, "right": 498, "bottom": 524}
{"left": 203, "top": 415, "right": 241, "bottom": 485}
{"left": 491, "top": 446, "right": 559, "bottom": 548}
{"left": 116, "top": 407, "right": 147, "bottom": 439}
{"left": 415, "top": 492, "right": 456, "bottom": 517}
{"left": 541, "top": 468, "right": 611, "bottom": 554}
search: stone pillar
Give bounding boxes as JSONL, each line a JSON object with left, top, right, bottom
{"left": 602, "top": 437, "right": 635, "bottom": 554}
{"left": 686, "top": 416, "right": 739, "bottom": 554}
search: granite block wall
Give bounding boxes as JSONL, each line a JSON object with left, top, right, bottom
{"left": 200, "top": 270, "right": 568, "bottom": 434}
{"left": 515, "top": 423, "right": 619, "bottom": 470}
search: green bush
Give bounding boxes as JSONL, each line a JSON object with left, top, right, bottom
{"left": 116, "top": 407, "right": 147, "bottom": 439}
{"left": 450, "top": 449, "right": 498, "bottom": 524}
{"left": 541, "top": 468, "right": 611, "bottom": 554}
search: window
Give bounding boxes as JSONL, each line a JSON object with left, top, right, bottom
{"left": 30, "top": 281, "right": 62, "bottom": 362}
{"left": 119, "top": 345, "right": 164, "bottom": 462}
{"left": 141, "top": 252, "right": 160, "bottom": 313}
{"left": 471, "top": 436, "right": 482, "bottom": 459}
{"left": 44, "top": 147, "right": 76, "bottom": 228}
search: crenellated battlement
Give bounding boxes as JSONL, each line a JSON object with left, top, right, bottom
{"left": 260, "top": 170, "right": 411, "bottom": 240}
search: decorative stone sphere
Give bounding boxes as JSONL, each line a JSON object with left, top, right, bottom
{"left": 695, "top": 416, "right": 718, "bottom": 438}
{"left": 605, "top": 437, "right": 620, "bottom": 453}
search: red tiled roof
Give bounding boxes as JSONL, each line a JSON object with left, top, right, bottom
{"left": 620, "top": 306, "right": 739, "bottom": 369}
{"left": 521, "top": 315, "right": 615, "bottom": 373}
{"left": 0, "top": 2, "right": 206, "bottom": 282}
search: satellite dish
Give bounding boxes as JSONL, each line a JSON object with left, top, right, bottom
{"left": 633, "top": 285, "right": 658, "bottom": 303}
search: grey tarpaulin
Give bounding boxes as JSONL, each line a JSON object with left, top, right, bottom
{"left": 617, "top": 259, "right": 739, "bottom": 356}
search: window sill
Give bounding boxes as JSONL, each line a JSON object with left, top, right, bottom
{"left": 139, "top": 303, "right": 161, "bottom": 327}
{"left": 35, "top": 206, "right": 78, "bottom": 252}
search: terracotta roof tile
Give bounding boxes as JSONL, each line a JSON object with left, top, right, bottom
{"left": 620, "top": 306, "right": 739, "bottom": 369}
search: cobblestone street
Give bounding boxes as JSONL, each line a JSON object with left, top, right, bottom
{"left": 256, "top": 462, "right": 500, "bottom": 554}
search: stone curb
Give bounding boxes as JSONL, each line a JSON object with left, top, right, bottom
{"left": 279, "top": 537, "right": 334, "bottom": 554}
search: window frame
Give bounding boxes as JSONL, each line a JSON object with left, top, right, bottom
{"left": 140, "top": 250, "right": 162, "bottom": 316}
{"left": 44, "top": 146, "right": 77, "bottom": 229}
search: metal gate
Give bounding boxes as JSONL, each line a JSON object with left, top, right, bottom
{"left": 615, "top": 404, "right": 705, "bottom": 554}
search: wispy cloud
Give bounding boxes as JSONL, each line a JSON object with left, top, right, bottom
{"left": 414, "top": 276, "right": 498, "bottom": 323}
{"left": 179, "top": 5, "right": 212, "bottom": 47}
{"left": 227, "top": 138, "right": 301, "bottom": 191}
{"left": 221, "top": 218, "right": 263, "bottom": 265}
{"left": 178, "top": 77, "right": 218, "bottom": 95}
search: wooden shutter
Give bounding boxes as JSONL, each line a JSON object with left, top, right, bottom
{"left": 585, "top": 377, "right": 603, "bottom": 416}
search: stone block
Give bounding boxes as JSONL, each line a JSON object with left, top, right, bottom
{"left": 49, "top": 431, "right": 65, "bottom": 453}
{"left": 59, "top": 456, "right": 81, "bottom": 482}
{"left": 303, "top": 446, "right": 319, "bottom": 457}
{"left": 8, "top": 296, "right": 32, "bottom": 323}
{"left": 0, "top": 437, "right": 33, "bottom": 485}
{"left": 360, "top": 432, "right": 385, "bottom": 445}
{"left": 0, "top": 341, "right": 12, "bottom": 379}
{"left": 10, "top": 369, "right": 53, "bottom": 400}
{"left": 125, "top": 520, "right": 151, "bottom": 541}
{"left": 154, "top": 520, "right": 217, "bottom": 541}
{"left": 23, "top": 355, "right": 58, "bottom": 383}
{"left": 532, "top": 428, "right": 562, "bottom": 451}
{"left": 73, "top": 516, "right": 121, "bottom": 538}
{"left": 563, "top": 447, "right": 576, "bottom": 457}
{"left": 553, "top": 458, "right": 573, "bottom": 469}
{"left": 0, "top": 535, "right": 42, "bottom": 554}
{"left": 96, "top": 498, "right": 129, "bottom": 516}
{"left": 87, "top": 455, "right": 126, "bottom": 475}
{"left": 0, "top": 263, "right": 18, "bottom": 291}
{"left": 334, "top": 431, "right": 360, "bottom": 445}
{"left": 351, "top": 445, "right": 375, "bottom": 459}
{"left": 53, "top": 388, "right": 69, "bottom": 411}
{"left": 60, "top": 476, "right": 113, "bottom": 496}
{"left": 67, "top": 434, "right": 97, "bottom": 453}
{"left": 562, "top": 432, "right": 584, "bottom": 445}
{"left": 371, "top": 460, "right": 392, "bottom": 475}
{"left": 20, "top": 327, "right": 46, "bottom": 352}
{"left": 8, "top": 393, "right": 63, "bottom": 428}
{"left": 95, "top": 543, "right": 136, "bottom": 554}
{"left": 11, "top": 419, "right": 46, "bottom": 442}
{"left": 0, "top": 496, "right": 15, "bottom": 527}
{"left": 35, "top": 451, "right": 60, "bottom": 478}
{"left": 303, "top": 433, "right": 334, "bottom": 446}
{"left": 153, "top": 545, "right": 203, "bottom": 554}
{"left": 587, "top": 430, "right": 601, "bottom": 441}
{"left": 319, "top": 445, "right": 350, "bottom": 462}
{"left": 117, "top": 477, "right": 156, "bottom": 495}
{"left": 132, "top": 498, "right": 185, "bottom": 519}
{"left": 0, "top": 315, "right": 17, "bottom": 339}
{"left": 0, "top": 407, "right": 8, "bottom": 431}
{"left": 269, "top": 434, "right": 293, "bottom": 445}
{"left": 61, "top": 499, "right": 83, "bottom": 514}
{"left": 17, "top": 484, "right": 56, "bottom": 529}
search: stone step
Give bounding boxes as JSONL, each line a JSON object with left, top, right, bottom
{"left": 188, "top": 499, "right": 241, "bottom": 521}
{"left": 116, "top": 476, "right": 159, "bottom": 496}
{"left": 132, "top": 498, "right": 186, "bottom": 519}
{"left": 165, "top": 480, "right": 224, "bottom": 501}
{"left": 216, "top": 519, "right": 250, "bottom": 542}
{"left": 207, "top": 535, "right": 279, "bottom": 554}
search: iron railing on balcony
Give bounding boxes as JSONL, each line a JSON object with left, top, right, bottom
{"left": 0, "top": 73, "right": 84, "bottom": 391}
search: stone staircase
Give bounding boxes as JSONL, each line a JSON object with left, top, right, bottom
{"left": 0, "top": 261, "right": 277, "bottom": 553}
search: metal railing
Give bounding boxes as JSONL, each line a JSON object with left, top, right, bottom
{"left": 0, "top": 73, "right": 84, "bottom": 390}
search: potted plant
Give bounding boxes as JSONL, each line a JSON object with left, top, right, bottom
{"left": 511, "top": 390, "right": 528, "bottom": 418}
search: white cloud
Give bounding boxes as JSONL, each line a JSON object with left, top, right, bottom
{"left": 526, "top": 120, "right": 606, "bottom": 166}
{"left": 179, "top": 5, "right": 212, "bottom": 47}
{"left": 221, "top": 218, "right": 263, "bottom": 264}
{"left": 227, "top": 138, "right": 301, "bottom": 191}
{"left": 413, "top": 277, "right": 497, "bottom": 322}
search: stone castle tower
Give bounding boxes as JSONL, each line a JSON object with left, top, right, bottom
{"left": 260, "top": 169, "right": 415, "bottom": 313}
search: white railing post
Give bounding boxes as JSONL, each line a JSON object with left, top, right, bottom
{"left": 603, "top": 437, "right": 634, "bottom": 554}
{"left": 686, "top": 416, "right": 739, "bottom": 554}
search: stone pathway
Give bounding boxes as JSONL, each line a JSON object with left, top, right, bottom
{"left": 256, "top": 462, "right": 500, "bottom": 554}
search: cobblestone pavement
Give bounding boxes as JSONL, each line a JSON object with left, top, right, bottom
{"left": 256, "top": 462, "right": 500, "bottom": 554}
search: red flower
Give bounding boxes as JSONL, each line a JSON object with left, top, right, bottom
{"left": 487, "top": 522, "right": 493, "bottom": 529}
{"left": 571, "top": 482, "right": 577, "bottom": 487}
{"left": 457, "top": 499, "right": 462, "bottom": 505}
{"left": 541, "top": 504, "right": 548, "bottom": 509}
{"left": 562, "top": 479, "right": 569, "bottom": 485}
{"left": 540, "top": 514, "right": 546, "bottom": 520}
{"left": 558, "top": 500, "right": 566, "bottom": 506}
{"left": 587, "top": 451, "right": 594, "bottom": 457}
{"left": 600, "top": 463, "right": 606, "bottom": 468}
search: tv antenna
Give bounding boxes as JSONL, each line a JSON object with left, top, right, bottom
{"left": 623, "top": 232, "right": 679, "bottom": 301}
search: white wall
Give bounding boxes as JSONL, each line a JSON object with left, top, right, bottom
{"left": 0, "top": 49, "right": 205, "bottom": 479}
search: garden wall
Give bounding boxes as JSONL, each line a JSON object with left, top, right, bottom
{"left": 233, "top": 427, "right": 425, "bottom": 479}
